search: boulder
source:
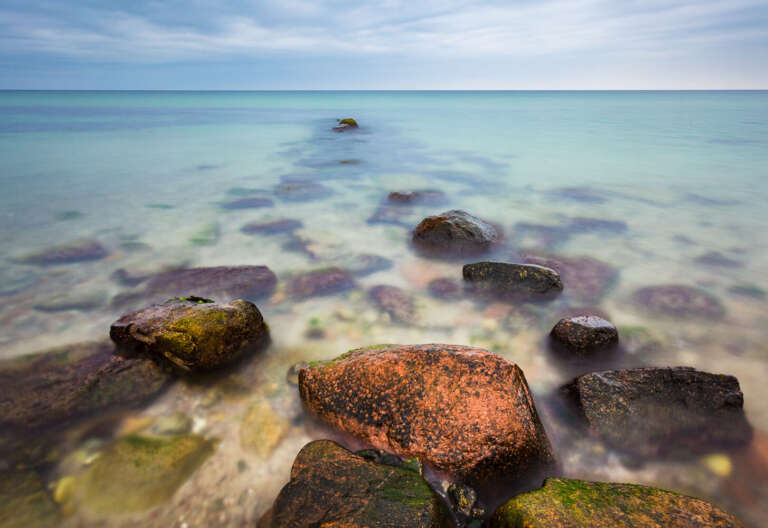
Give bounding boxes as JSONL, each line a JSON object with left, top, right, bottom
{"left": 221, "top": 197, "right": 274, "bottom": 210}
{"left": 632, "top": 285, "right": 725, "bottom": 319}
{"left": 110, "top": 298, "right": 268, "bottom": 372}
{"left": 463, "top": 262, "right": 563, "bottom": 297}
{"left": 257, "top": 440, "right": 446, "bottom": 528}
{"left": 369, "top": 285, "right": 415, "bottom": 323}
{"left": 561, "top": 367, "right": 752, "bottom": 457}
{"left": 287, "top": 268, "right": 355, "bottom": 299}
{"left": 550, "top": 315, "right": 618, "bottom": 356}
{"left": 490, "top": 477, "right": 744, "bottom": 528}
{"left": 241, "top": 219, "right": 303, "bottom": 235}
{"left": 523, "top": 254, "right": 618, "bottom": 303}
{"left": 412, "top": 210, "right": 500, "bottom": 257}
{"left": 299, "top": 344, "right": 555, "bottom": 483}
{"left": 332, "top": 118, "right": 359, "bottom": 132}
{"left": 19, "top": 239, "right": 108, "bottom": 265}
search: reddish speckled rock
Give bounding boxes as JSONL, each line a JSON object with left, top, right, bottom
{"left": 412, "top": 210, "right": 500, "bottom": 257}
{"left": 299, "top": 344, "right": 556, "bottom": 483}
{"left": 550, "top": 315, "right": 618, "bottom": 355}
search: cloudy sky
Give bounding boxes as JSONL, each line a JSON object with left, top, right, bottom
{"left": 1, "top": 0, "right": 767, "bottom": 89}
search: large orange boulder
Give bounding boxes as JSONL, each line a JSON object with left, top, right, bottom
{"left": 299, "top": 344, "right": 555, "bottom": 483}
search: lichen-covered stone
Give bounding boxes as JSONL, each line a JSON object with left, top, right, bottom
{"left": 632, "top": 285, "right": 725, "bottom": 319}
{"left": 463, "top": 262, "right": 563, "bottom": 297}
{"left": 110, "top": 298, "right": 268, "bottom": 372}
{"left": 523, "top": 254, "right": 618, "bottom": 303}
{"left": 332, "top": 117, "right": 359, "bottom": 131}
{"left": 241, "top": 219, "right": 303, "bottom": 235}
{"left": 0, "top": 470, "right": 59, "bottom": 528}
{"left": 287, "top": 267, "right": 355, "bottom": 299}
{"left": 490, "top": 477, "right": 744, "bottom": 527}
{"left": 240, "top": 400, "right": 289, "bottom": 457}
{"left": 369, "top": 285, "right": 416, "bottom": 323}
{"left": 257, "top": 440, "right": 446, "bottom": 528}
{"left": 412, "top": 210, "right": 500, "bottom": 257}
{"left": 561, "top": 367, "right": 752, "bottom": 457}
{"left": 19, "top": 239, "right": 108, "bottom": 266}
{"left": 299, "top": 344, "right": 555, "bottom": 483}
{"left": 73, "top": 434, "right": 216, "bottom": 514}
{"left": 550, "top": 315, "right": 618, "bottom": 356}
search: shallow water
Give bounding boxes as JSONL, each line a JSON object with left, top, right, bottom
{"left": 1, "top": 90, "right": 768, "bottom": 527}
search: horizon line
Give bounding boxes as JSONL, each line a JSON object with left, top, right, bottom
{"left": 1, "top": 88, "right": 767, "bottom": 93}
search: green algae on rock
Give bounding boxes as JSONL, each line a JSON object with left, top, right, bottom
{"left": 463, "top": 262, "right": 563, "bottom": 297}
{"left": 110, "top": 298, "right": 269, "bottom": 372}
{"left": 73, "top": 434, "right": 216, "bottom": 514}
{"left": 240, "top": 400, "right": 289, "bottom": 457}
{"left": 332, "top": 117, "right": 359, "bottom": 131}
{"left": 0, "top": 471, "right": 59, "bottom": 528}
{"left": 257, "top": 440, "right": 446, "bottom": 528}
{"left": 490, "top": 477, "right": 745, "bottom": 527}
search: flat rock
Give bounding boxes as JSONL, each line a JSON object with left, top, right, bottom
{"left": 561, "top": 367, "right": 753, "bottom": 457}
{"left": 221, "top": 197, "right": 274, "bottom": 210}
{"left": 369, "top": 285, "right": 415, "bottom": 323}
{"left": 299, "top": 344, "right": 555, "bottom": 483}
{"left": 632, "top": 285, "right": 725, "bottom": 319}
{"left": 241, "top": 219, "right": 303, "bottom": 235}
{"left": 463, "top": 262, "right": 563, "bottom": 297}
{"left": 287, "top": 267, "right": 355, "bottom": 299}
{"left": 110, "top": 298, "right": 268, "bottom": 372}
{"left": 550, "top": 315, "right": 618, "bottom": 356}
{"left": 523, "top": 254, "right": 618, "bottom": 303}
{"left": 19, "top": 239, "right": 108, "bottom": 265}
{"left": 412, "top": 210, "right": 500, "bottom": 257}
{"left": 257, "top": 440, "right": 446, "bottom": 528}
{"left": 490, "top": 477, "right": 744, "bottom": 528}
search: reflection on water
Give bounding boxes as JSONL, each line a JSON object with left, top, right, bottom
{"left": 0, "top": 91, "right": 767, "bottom": 527}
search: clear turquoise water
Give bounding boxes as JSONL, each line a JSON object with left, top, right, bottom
{"left": 1, "top": 91, "right": 767, "bottom": 527}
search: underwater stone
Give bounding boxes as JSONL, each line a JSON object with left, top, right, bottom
{"left": 568, "top": 217, "right": 628, "bottom": 234}
{"left": 412, "top": 210, "right": 500, "bottom": 258}
{"left": 274, "top": 181, "right": 333, "bottom": 202}
{"left": 0, "top": 470, "right": 59, "bottom": 528}
{"left": 367, "top": 205, "right": 413, "bottom": 226}
{"left": 463, "top": 262, "right": 563, "bottom": 297}
{"left": 561, "top": 367, "right": 753, "bottom": 458}
{"left": 110, "top": 298, "right": 268, "bottom": 372}
{"left": 427, "top": 277, "right": 462, "bottom": 299}
{"left": 151, "top": 412, "right": 193, "bottom": 436}
{"left": 240, "top": 400, "right": 289, "bottom": 457}
{"left": 550, "top": 315, "right": 618, "bottom": 356}
{"left": 369, "top": 285, "right": 416, "bottom": 323}
{"left": 632, "top": 285, "right": 725, "bottom": 319}
{"left": 523, "top": 254, "right": 618, "bottom": 303}
{"left": 241, "top": 219, "right": 303, "bottom": 235}
{"left": 19, "top": 239, "right": 108, "bottom": 266}
{"left": 221, "top": 197, "right": 274, "bottom": 210}
{"left": 490, "top": 477, "right": 745, "bottom": 528}
{"left": 33, "top": 290, "right": 107, "bottom": 312}
{"left": 347, "top": 253, "right": 393, "bottom": 276}
{"left": 257, "top": 440, "right": 446, "bottom": 528}
{"left": 287, "top": 267, "right": 355, "bottom": 299}
{"left": 299, "top": 344, "right": 556, "bottom": 483}
{"left": 694, "top": 251, "right": 743, "bottom": 268}
{"left": 387, "top": 190, "right": 446, "bottom": 205}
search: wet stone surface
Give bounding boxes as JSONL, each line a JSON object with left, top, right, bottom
{"left": 463, "top": 262, "right": 563, "bottom": 298}
{"left": 412, "top": 210, "right": 500, "bottom": 258}
{"left": 550, "top": 315, "right": 619, "bottom": 356}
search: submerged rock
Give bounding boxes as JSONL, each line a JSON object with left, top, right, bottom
{"left": 694, "top": 251, "right": 743, "bottom": 268}
{"left": 299, "top": 344, "right": 555, "bottom": 483}
{"left": 0, "top": 470, "right": 59, "bottom": 528}
{"left": 412, "top": 210, "right": 501, "bottom": 257}
{"left": 490, "top": 477, "right": 744, "bottom": 528}
{"left": 550, "top": 315, "right": 618, "bottom": 356}
{"left": 332, "top": 117, "right": 359, "bottom": 132}
{"left": 241, "top": 219, "right": 303, "bottom": 235}
{"left": 368, "top": 205, "right": 413, "bottom": 226}
{"left": 388, "top": 190, "right": 446, "bottom": 205}
{"left": 287, "top": 267, "right": 355, "bottom": 299}
{"left": 632, "top": 285, "right": 725, "bottom": 319}
{"left": 33, "top": 290, "right": 107, "bottom": 312}
{"left": 240, "top": 400, "right": 289, "bottom": 458}
{"left": 275, "top": 181, "right": 333, "bottom": 202}
{"left": 19, "top": 239, "right": 108, "bottom": 266}
{"left": 110, "top": 298, "right": 268, "bottom": 372}
{"left": 369, "top": 285, "right": 416, "bottom": 323}
{"left": 347, "top": 253, "right": 393, "bottom": 276}
{"left": 561, "top": 367, "right": 752, "bottom": 457}
{"left": 568, "top": 217, "right": 628, "bottom": 234}
{"left": 463, "top": 262, "right": 563, "bottom": 297}
{"left": 257, "top": 440, "right": 446, "bottom": 528}
{"left": 548, "top": 186, "right": 607, "bottom": 204}
{"left": 73, "top": 434, "right": 215, "bottom": 514}
{"left": 427, "top": 277, "right": 462, "bottom": 299}
{"left": 728, "top": 283, "right": 766, "bottom": 299}
{"left": 221, "top": 197, "right": 274, "bottom": 210}
{"left": 523, "top": 254, "right": 618, "bottom": 303}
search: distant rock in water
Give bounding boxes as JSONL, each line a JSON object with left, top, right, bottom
{"left": 523, "top": 254, "right": 618, "bottom": 303}
{"left": 412, "top": 210, "right": 500, "bottom": 257}
{"left": 632, "top": 285, "right": 725, "bottom": 319}
{"left": 221, "top": 197, "right": 274, "bottom": 210}
{"left": 332, "top": 117, "right": 359, "bottom": 132}
{"left": 387, "top": 189, "right": 446, "bottom": 205}
{"left": 19, "top": 239, "right": 108, "bottom": 265}
{"left": 568, "top": 217, "right": 628, "bottom": 234}
{"left": 490, "top": 477, "right": 745, "bottom": 528}
{"left": 299, "top": 344, "right": 556, "bottom": 484}
{"left": 561, "top": 367, "right": 753, "bottom": 458}
{"left": 694, "top": 251, "right": 743, "bottom": 268}
{"left": 550, "top": 315, "right": 618, "bottom": 356}
{"left": 275, "top": 181, "right": 333, "bottom": 202}
{"left": 287, "top": 267, "right": 355, "bottom": 299}
{"left": 427, "top": 277, "right": 462, "bottom": 299}
{"left": 257, "top": 440, "right": 446, "bottom": 528}
{"left": 548, "top": 186, "right": 607, "bottom": 204}
{"left": 369, "top": 285, "right": 415, "bottom": 323}
{"left": 241, "top": 219, "right": 303, "bottom": 235}
{"left": 110, "top": 298, "right": 269, "bottom": 372}
{"left": 463, "top": 262, "right": 563, "bottom": 297}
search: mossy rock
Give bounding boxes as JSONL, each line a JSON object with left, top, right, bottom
{"left": 0, "top": 471, "right": 58, "bottom": 528}
{"left": 490, "top": 477, "right": 744, "bottom": 527}
{"left": 73, "top": 434, "right": 216, "bottom": 514}
{"left": 240, "top": 400, "right": 289, "bottom": 457}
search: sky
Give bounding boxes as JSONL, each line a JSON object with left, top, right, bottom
{"left": 1, "top": 0, "right": 767, "bottom": 89}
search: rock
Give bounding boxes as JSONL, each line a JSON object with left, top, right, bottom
{"left": 19, "top": 239, "right": 108, "bottom": 266}
{"left": 33, "top": 290, "right": 107, "bottom": 312}
{"left": 549, "top": 187, "right": 607, "bottom": 203}
{"left": 110, "top": 298, "right": 268, "bottom": 372}
{"left": 241, "top": 219, "right": 303, "bottom": 235}
{"left": 188, "top": 222, "right": 219, "bottom": 246}
{"left": 632, "top": 285, "right": 725, "bottom": 319}
{"left": 427, "top": 277, "right": 462, "bottom": 299}
{"left": 54, "top": 210, "right": 83, "bottom": 221}
{"left": 257, "top": 440, "right": 446, "bottom": 528}
{"left": 240, "top": 400, "right": 289, "bottom": 457}
{"left": 413, "top": 210, "right": 500, "bottom": 257}
{"left": 523, "top": 254, "right": 618, "bottom": 303}
{"left": 0, "top": 470, "right": 58, "bottom": 528}
{"left": 299, "top": 344, "right": 555, "bottom": 483}
{"left": 113, "top": 265, "right": 277, "bottom": 307}
{"left": 73, "top": 434, "right": 216, "bottom": 514}
{"left": 287, "top": 268, "right": 355, "bottom": 299}
{"left": 388, "top": 190, "right": 446, "bottom": 205}
{"left": 514, "top": 223, "right": 571, "bottom": 249}
{"left": 561, "top": 367, "right": 753, "bottom": 457}
{"left": 728, "top": 284, "right": 766, "bottom": 299}
{"left": 695, "top": 251, "right": 743, "bottom": 267}
{"left": 448, "top": 482, "right": 484, "bottom": 524}
{"left": 332, "top": 118, "right": 359, "bottom": 132}
{"left": 463, "top": 262, "right": 563, "bottom": 297}
{"left": 347, "top": 253, "right": 393, "bottom": 276}
{"left": 221, "top": 197, "right": 274, "bottom": 210}
{"left": 282, "top": 229, "right": 343, "bottom": 260}
{"left": 568, "top": 217, "right": 628, "bottom": 234}
{"left": 490, "top": 477, "right": 744, "bottom": 528}
{"left": 369, "top": 285, "right": 415, "bottom": 323}
{"left": 550, "top": 316, "right": 618, "bottom": 356}
{"left": 368, "top": 205, "right": 412, "bottom": 226}
{"left": 275, "top": 181, "right": 333, "bottom": 202}
{"left": 151, "top": 412, "right": 193, "bottom": 436}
